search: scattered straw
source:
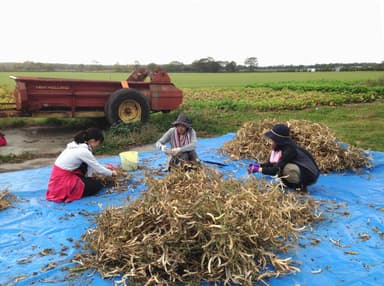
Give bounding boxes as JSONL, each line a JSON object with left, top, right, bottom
{"left": 0, "top": 189, "right": 16, "bottom": 210}
{"left": 93, "top": 167, "right": 132, "bottom": 193}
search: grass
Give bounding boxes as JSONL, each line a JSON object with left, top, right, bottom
{"left": 1, "top": 102, "right": 383, "bottom": 164}
{"left": 132, "top": 101, "right": 384, "bottom": 152}
{"left": 0, "top": 71, "right": 383, "bottom": 164}
{"left": 2, "top": 100, "right": 381, "bottom": 164}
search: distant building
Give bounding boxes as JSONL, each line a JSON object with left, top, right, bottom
{"left": 307, "top": 68, "right": 316, "bottom": 72}
{"left": 335, "top": 66, "right": 342, "bottom": 72}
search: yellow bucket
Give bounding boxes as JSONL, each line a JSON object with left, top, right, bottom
{"left": 119, "top": 151, "right": 138, "bottom": 171}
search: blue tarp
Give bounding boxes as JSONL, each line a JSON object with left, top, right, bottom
{"left": 0, "top": 133, "right": 383, "bottom": 286}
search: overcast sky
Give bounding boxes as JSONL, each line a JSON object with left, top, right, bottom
{"left": 1, "top": 0, "right": 383, "bottom": 66}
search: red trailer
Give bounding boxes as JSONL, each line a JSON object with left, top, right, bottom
{"left": 0, "top": 69, "right": 183, "bottom": 125}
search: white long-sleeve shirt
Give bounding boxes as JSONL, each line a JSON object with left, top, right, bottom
{"left": 54, "top": 142, "right": 112, "bottom": 177}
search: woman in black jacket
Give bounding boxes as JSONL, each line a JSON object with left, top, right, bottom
{"left": 248, "top": 124, "right": 320, "bottom": 191}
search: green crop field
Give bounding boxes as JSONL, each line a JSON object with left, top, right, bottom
{"left": 171, "top": 71, "right": 384, "bottom": 88}
{"left": 0, "top": 71, "right": 383, "bottom": 89}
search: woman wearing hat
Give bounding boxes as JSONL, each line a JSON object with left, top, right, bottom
{"left": 248, "top": 124, "right": 320, "bottom": 191}
{"left": 155, "top": 113, "right": 198, "bottom": 170}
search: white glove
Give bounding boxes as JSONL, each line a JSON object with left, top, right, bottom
{"left": 156, "top": 142, "right": 168, "bottom": 152}
{"left": 170, "top": 147, "right": 181, "bottom": 156}
{"left": 161, "top": 145, "right": 169, "bottom": 153}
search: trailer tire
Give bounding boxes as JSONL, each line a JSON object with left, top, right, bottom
{"left": 106, "top": 89, "right": 150, "bottom": 125}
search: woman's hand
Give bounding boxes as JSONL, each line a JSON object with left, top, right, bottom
{"left": 160, "top": 144, "right": 169, "bottom": 153}
{"left": 247, "top": 163, "right": 260, "bottom": 174}
{"left": 170, "top": 148, "right": 181, "bottom": 156}
{"left": 106, "top": 163, "right": 118, "bottom": 170}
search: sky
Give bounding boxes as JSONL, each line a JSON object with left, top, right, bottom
{"left": 1, "top": 0, "right": 383, "bottom": 67}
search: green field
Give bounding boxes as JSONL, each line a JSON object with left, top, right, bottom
{"left": 1, "top": 71, "right": 383, "bottom": 89}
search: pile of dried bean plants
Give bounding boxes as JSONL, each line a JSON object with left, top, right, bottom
{"left": 75, "top": 166, "right": 322, "bottom": 285}
{"left": 221, "top": 119, "right": 371, "bottom": 172}
{"left": 0, "top": 189, "right": 16, "bottom": 210}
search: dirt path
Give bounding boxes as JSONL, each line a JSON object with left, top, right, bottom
{"left": 0, "top": 126, "right": 156, "bottom": 173}
{"left": 0, "top": 126, "right": 75, "bottom": 172}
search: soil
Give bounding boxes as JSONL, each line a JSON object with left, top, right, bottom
{"left": 0, "top": 126, "right": 155, "bottom": 173}
{"left": 0, "top": 126, "right": 75, "bottom": 172}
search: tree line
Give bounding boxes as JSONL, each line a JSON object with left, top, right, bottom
{"left": 0, "top": 57, "right": 383, "bottom": 72}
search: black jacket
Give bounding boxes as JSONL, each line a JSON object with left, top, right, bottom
{"left": 261, "top": 143, "right": 320, "bottom": 187}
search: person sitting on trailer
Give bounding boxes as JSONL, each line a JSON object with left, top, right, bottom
{"left": 155, "top": 113, "right": 198, "bottom": 171}
{"left": 0, "top": 132, "right": 7, "bottom": 146}
{"left": 46, "top": 128, "right": 117, "bottom": 203}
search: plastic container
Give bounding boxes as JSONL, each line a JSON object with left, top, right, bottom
{"left": 119, "top": 151, "right": 138, "bottom": 171}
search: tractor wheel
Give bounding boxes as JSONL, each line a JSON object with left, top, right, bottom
{"left": 106, "top": 89, "right": 150, "bottom": 125}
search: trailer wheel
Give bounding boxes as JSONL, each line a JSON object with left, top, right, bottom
{"left": 106, "top": 89, "right": 150, "bottom": 125}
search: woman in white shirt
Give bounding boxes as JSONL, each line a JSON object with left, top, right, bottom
{"left": 46, "top": 128, "right": 116, "bottom": 203}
